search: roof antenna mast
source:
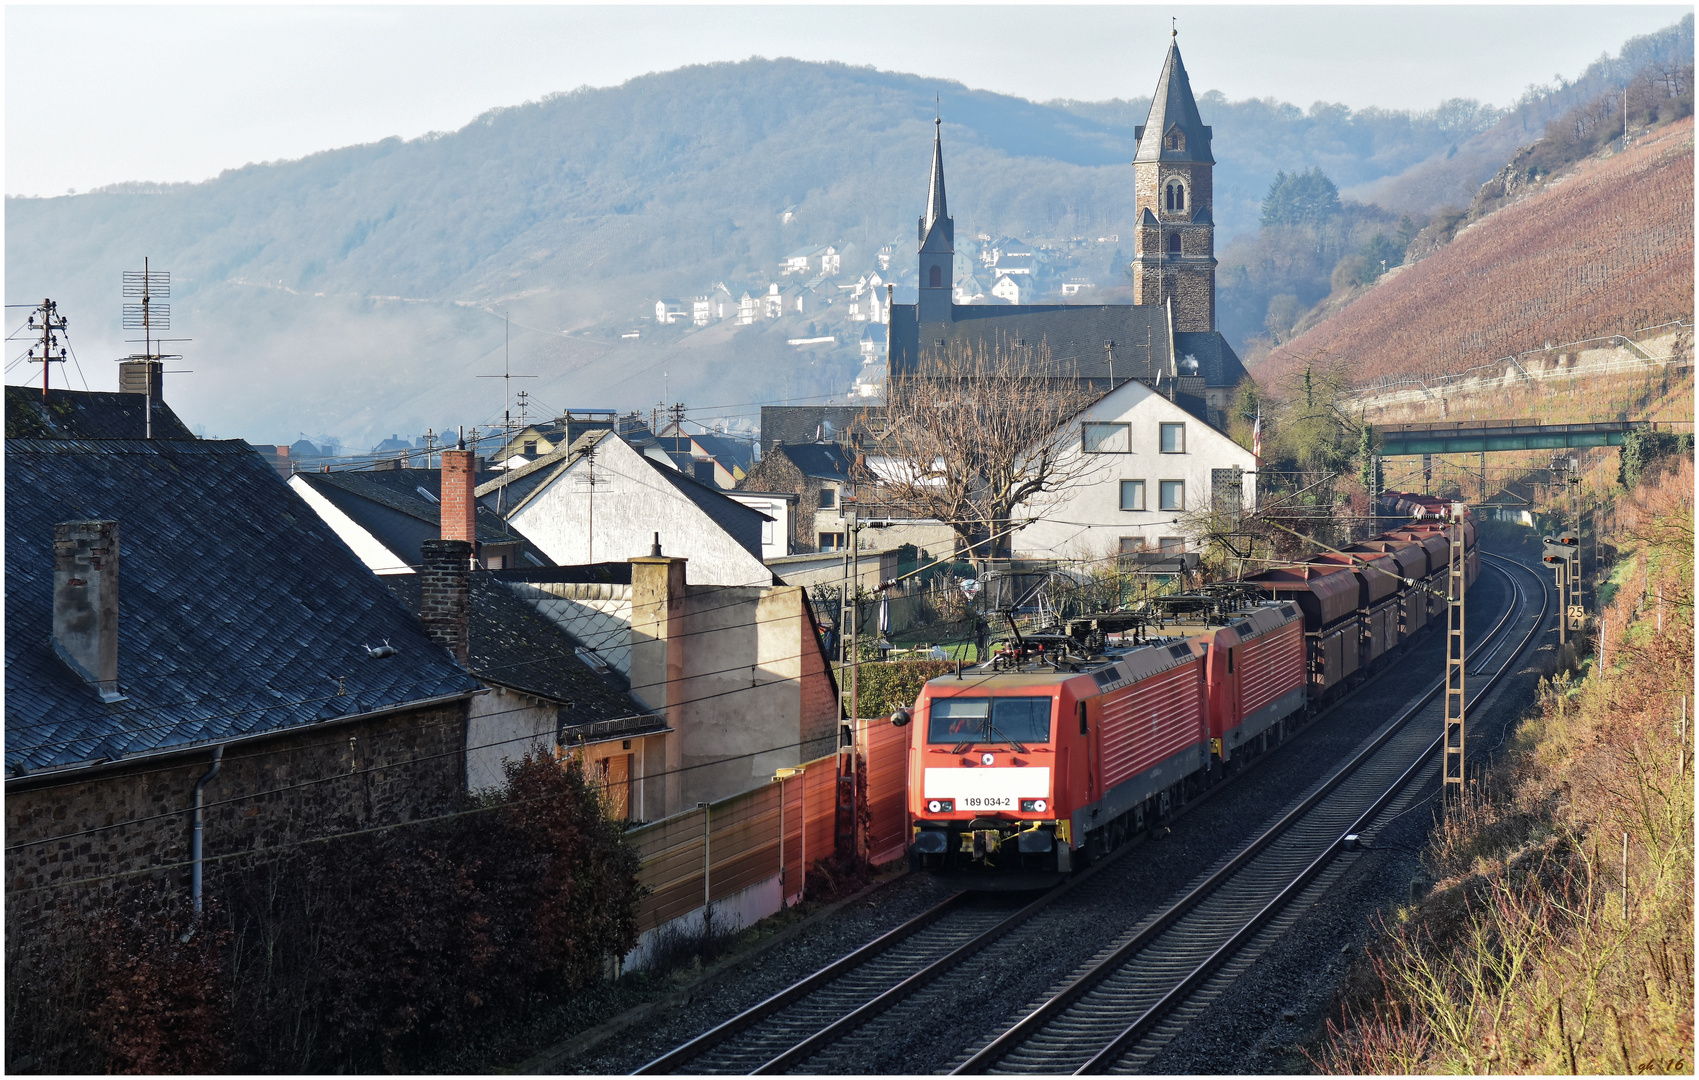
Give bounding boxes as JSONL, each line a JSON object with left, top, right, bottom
{"left": 120, "top": 258, "right": 189, "bottom": 439}
{"left": 477, "top": 309, "right": 535, "bottom": 468}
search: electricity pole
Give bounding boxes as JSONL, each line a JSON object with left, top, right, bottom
{"left": 25, "top": 299, "right": 68, "bottom": 398}
{"left": 1443, "top": 501, "right": 1467, "bottom": 805}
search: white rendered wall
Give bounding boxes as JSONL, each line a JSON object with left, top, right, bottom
{"left": 507, "top": 437, "right": 771, "bottom": 587}
{"left": 1014, "top": 379, "right": 1258, "bottom": 561}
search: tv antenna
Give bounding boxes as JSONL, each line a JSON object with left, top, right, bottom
{"left": 477, "top": 310, "right": 535, "bottom": 460}
{"left": 23, "top": 299, "right": 69, "bottom": 398}
{"left": 120, "top": 258, "right": 191, "bottom": 438}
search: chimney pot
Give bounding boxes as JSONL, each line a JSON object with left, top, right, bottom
{"left": 651, "top": 532, "right": 663, "bottom": 557}
{"left": 53, "top": 520, "right": 124, "bottom": 702}
{"left": 440, "top": 448, "right": 477, "bottom": 549}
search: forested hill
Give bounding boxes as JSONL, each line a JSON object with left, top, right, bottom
{"left": 0, "top": 56, "right": 1575, "bottom": 444}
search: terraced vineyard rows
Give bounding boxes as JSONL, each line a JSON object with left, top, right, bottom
{"left": 1262, "top": 118, "right": 1694, "bottom": 386}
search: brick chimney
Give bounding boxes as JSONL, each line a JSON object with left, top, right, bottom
{"left": 420, "top": 538, "right": 471, "bottom": 665}
{"left": 440, "top": 445, "right": 476, "bottom": 547}
{"left": 53, "top": 520, "right": 124, "bottom": 702}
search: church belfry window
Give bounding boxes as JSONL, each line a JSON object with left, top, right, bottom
{"left": 1167, "top": 233, "right": 1182, "bottom": 257}
{"left": 1165, "top": 181, "right": 1186, "bottom": 212}
{"left": 929, "top": 265, "right": 942, "bottom": 288}
{"left": 1164, "top": 126, "right": 1185, "bottom": 152}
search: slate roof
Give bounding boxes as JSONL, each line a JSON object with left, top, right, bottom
{"left": 887, "top": 303, "right": 1248, "bottom": 392}
{"left": 759, "top": 405, "right": 879, "bottom": 450}
{"left": 6, "top": 439, "right": 481, "bottom": 777}
{"left": 293, "top": 468, "right": 551, "bottom": 570}
{"left": 5, "top": 385, "right": 196, "bottom": 441}
{"left": 1134, "top": 40, "right": 1214, "bottom": 164}
{"left": 776, "top": 442, "right": 858, "bottom": 482}
{"left": 689, "top": 433, "right": 757, "bottom": 476}
{"left": 385, "top": 574, "right": 654, "bottom": 734}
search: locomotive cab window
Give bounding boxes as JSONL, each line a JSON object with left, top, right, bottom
{"left": 928, "top": 698, "right": 989, "bottom": 744}
{"left": 927, "top": 697, "right": 1053, "bottom": 744}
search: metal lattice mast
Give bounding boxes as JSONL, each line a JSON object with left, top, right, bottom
{"left": 1444, "top": 501, "right": 1467, "bottom": 804}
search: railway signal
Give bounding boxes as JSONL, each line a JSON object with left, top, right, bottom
{"left": 1542, "top": 532, "right": 1580, "bottom": 642}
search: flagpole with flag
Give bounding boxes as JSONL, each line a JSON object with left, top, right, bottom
{"left": 1252, "top": 405, "right": 1262, "bottom": 460}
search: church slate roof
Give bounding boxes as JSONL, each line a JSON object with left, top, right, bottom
{"left": 4, "top": 386, "right": 196, "bottom": 441}
{"left": 1134, "top": 39, "right": 1214, "bottom": 164}
{"left": 888, "top": 305, "right": 1248, "bottom": 392}
{"left": 6, "top": 439, "right": 480, "bottom": 777}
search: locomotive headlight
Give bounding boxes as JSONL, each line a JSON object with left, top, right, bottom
{"left": 927, "top": 799, "right": 954, "bottom": 813}
{"left": 981, "top": 753, "right": 995, "bottom": 766}
{"left": 1020, "top": 799, "right": 1048, "bottom": 813}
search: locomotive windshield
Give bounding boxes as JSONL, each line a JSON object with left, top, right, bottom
{"left": 927, "top": 696, "right": 1053, "bottom": 747}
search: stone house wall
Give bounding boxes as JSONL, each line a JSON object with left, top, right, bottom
{"left": 5, "top": 699, "right": 471, "bottom": 938}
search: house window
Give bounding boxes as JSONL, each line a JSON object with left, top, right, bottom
{"left": 1160, "top": 423, "right": 1186, "bottom": 453}
{"left": 818, "top": 487, "right": 836, "bottom": 508}
{"left": 1117, "top": 536, "right": 1145, "bottom": 566}
{"left": 1158, "top": 536, "right": 1186, "bottom": 552}
{"left": 929, "top": 265, "right": 942, "bottom": 288}
{"left": 1082, "top": 422, "right": 1131, "bottom": 453}
{"left": 523, "top": 439, "right": 538, "bottom": 455}
{"left": 1167, "top": 233, "right": 1182, "bottom": 257}
{"left": 1159, "top": 480, "right": 1185, "bottom": 511}
{"left": 819, "top": 532, "right": 846, "bottom": 551}
{"left": 1119, "top": 480, "right": 1146, "bottom": 511}
{"left": 761, "top": 519, "right": 775, "bottom": 546}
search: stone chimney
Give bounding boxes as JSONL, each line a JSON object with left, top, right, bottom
{"left": 53, "top": 520, "right": 124, "bottom": 702}
{"left": 420, "top": 538, "right": 471, "bottom": 665}
{"left": 440, "top": 446, "right": 476, "bottom": 547}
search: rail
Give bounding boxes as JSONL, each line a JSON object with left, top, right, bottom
{"left": 634, "top": 555, "right": 1542, "bottom": 1074}
{"left": 952, "top": 552, "right": 1549, "bottom": 1073}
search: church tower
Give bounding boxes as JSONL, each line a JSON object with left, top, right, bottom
{"left": 1130, "top": 33, "right": 1216, "bottom": 332}
{"left": 916, "top": 116, "right": 954, "bottom": 324}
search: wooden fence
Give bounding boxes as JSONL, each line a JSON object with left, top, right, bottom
{"left": 625, "top": 719, "right": 913, "bottom": 955}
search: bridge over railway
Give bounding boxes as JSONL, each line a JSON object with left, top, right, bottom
{"left": 1369, "top": 418, "right": 1687, "bottom": 456}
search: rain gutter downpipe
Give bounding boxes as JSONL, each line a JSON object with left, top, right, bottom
{"left": 187, "top": 745, "right": 225, "bottom": 924}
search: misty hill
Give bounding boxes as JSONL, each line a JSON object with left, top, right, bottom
{"left": 0, "top": 56, "right": 1598, "bottom": 446}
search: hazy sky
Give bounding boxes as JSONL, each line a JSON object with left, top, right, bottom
{"left": 6, "top": 4, "right": 1690, "bottom": 197}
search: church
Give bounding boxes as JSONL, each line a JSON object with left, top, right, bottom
{"left": 886, "top": 35, "right": 1248, "bottom": 431}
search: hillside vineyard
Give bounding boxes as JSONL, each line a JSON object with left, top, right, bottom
{"left": 1262, "top": 119, "right": 1694, "bottom": 384}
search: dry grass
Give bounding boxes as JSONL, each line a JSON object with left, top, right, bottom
{"left": 1314, "top": 457, "right": 1694, "bottom": 1074}
{"left": 1260, "top": 118, "right": 1694, "bottom": 388}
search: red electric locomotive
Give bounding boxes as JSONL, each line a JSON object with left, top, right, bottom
{"left": 898, "top": 599, "right": 1306, "bottom": 881}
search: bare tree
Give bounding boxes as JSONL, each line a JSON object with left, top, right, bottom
{"left": 865, "top": 335, "right": 1101, "bottom": 568}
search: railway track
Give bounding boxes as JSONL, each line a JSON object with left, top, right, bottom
{"left": 953, "top": 553, "right": 1550, "bottom": 1074}
{"left": 634, "top": 555, "right": 1546, "bottom": 1076}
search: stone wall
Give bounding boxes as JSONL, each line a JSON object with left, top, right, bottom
{"left": 5, "top": 699, "right": 470, "bottom": 938}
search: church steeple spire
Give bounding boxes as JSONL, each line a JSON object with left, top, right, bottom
{"left": 1134, "top": 37, "right": 1213, "bottom": 165}
{"left": 924, "top": 109, "right": 949, "bottom": 237}
{"left": 917, "top": 105, "right": 955, "bottom": 323}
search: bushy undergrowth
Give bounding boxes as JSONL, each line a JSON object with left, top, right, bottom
{"left": 5, "top": 752, "right": 642, "bottom": 1074}
{"left": 855, "top": 659, "right": 956, "bottom": 719}
{"left": 1315, "top": 457, "right": 1694, "bottom": 1074}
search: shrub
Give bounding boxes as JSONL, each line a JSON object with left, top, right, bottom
{"left": 855, "top": 660, "right": 956, "bottom": 718}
